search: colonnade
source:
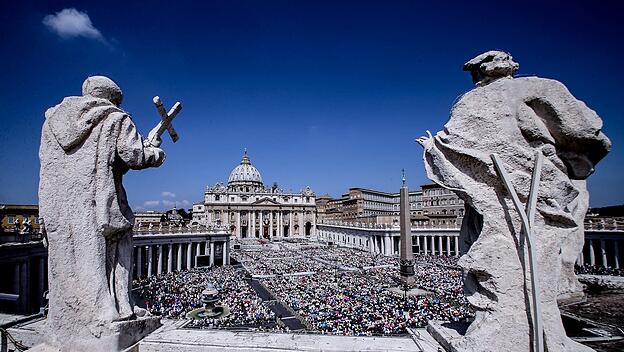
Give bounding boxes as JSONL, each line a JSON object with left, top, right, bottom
{"left": 577, "top": 236, "right": 622, "bottom": 269}
{"left": 133, "top": 239, "right": 230, "bottom": 279}
{"left": 317, "top": 225, "right": 460, "bottom": 257}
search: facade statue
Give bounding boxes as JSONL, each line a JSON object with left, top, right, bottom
{"left": 38, "top": 76, "right": 165, "bottom": 351}
{"left": 419, "top": 51, "right": 610, "bottom": 352}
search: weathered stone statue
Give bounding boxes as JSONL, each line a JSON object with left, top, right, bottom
{"left": 38, "top": 76, "right": 165, "bottom": 351}
{"left": 419, "top": 51, "right": 610, "bottom": 352}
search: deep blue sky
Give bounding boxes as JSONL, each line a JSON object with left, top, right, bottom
{"left": 1, "top": 1, "right": 623, "bottom": 210}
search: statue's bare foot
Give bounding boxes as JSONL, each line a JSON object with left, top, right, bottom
{"left": 134, "top": 306, "right": 149, "bottom": 318}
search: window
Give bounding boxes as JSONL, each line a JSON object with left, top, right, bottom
{"left": 215, "top": 195, "right": 220, "bottom": 201}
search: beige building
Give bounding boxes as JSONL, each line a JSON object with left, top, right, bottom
{"left": 318, "top": 183, "right": 464, "bottom": 227}
{"left": 420, "top": 183, "right": 464, "bottom": 228}
{"left": 192, "top": 151, "right": 317, "bottom": 239}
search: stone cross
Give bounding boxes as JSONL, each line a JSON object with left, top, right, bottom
{"left": 150, "top": 96, "right": 182, "bottom": 145}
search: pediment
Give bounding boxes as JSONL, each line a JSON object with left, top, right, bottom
{"left": 251, "top": 197, "right": 281, "bottom": 205}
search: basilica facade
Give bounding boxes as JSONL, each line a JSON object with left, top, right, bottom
{"left": 192, "top": 151, "right": 317, "bottom": 239}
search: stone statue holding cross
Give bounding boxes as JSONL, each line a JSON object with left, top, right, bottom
{"left": 38, "top": 76, "right": 180, "bottom": 351}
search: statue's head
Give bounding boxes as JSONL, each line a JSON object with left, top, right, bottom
{"left": 82, "top": 76, "right": 123, "bottom": 106}
{"left": 463, "top": 51, "right": 519, "bottom": 86}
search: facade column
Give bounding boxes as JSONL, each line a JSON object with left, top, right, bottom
{"left": 147, "top": 245, "right": 153, "bottom": 277}
{"left": 600, "top": 240, "right": 608, "bottom": 268}
{"left": 177, "top": 243, "right": 182, "bottom": 271}
{"left": 446, "top": 236, "right": 451, "bottom": 255}
{"left": 277, "top": 212, "right": 282, "bottom": 238}
{"left": 157, "top": 245, "right": 163, "bottom": 275}
{"left": 210, "top": 242, "right": 215, "bottom": 266}
{"left": 167, "top": 244, "right": 173, "bottom": 273}
{"left": 136, "top": 246, "right": 142, "bottom": 279}
{"left": 252, "top": 212, "right": 256, "bottom": 238}
{"left": 236, "top": 212, "right": 241, "bottom": 238}
{"left": 369, "top": 235, "right": 375, "bottom": 253}
{"left": 589, "top": 240, "right": 596, "bottom": 266}
{"left": 250, "top": 212, "right": 254, "bottom": 238}
{"left": 614, "top": 241, "right": 620, "bottom": 269}
{"left": 431, "top": 236, "right": 436, "bottom": 256}
{"left": 269, "top": 211, "right": 274, "bottom": 240}
{"left": 423, "top": 235, "right": 428, "bottom": 254}
{"left": 290, "top": 211, "right": 294, "bottom": 237}
{"left": 454, "top": 236, "right": 459, "bottom": 257}
{"left": 186, "top": 242, "right": 192, "bottom": 270}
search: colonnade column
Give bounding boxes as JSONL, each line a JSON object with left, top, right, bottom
{"left": 438, "top": 236, "right": 443, "bottom": 256}
{"left": 589, "top": 240, "right": 596, "bottom": 266}
{"left": 136, "top": 247, "right": 142, "bottom": 278}
{"left": 384, "top": 234, "right": 391, "bottom": 256}
{"left": 196, "top": 242, "right": 202, "bottom": 265}
{"left": 454, "top": 236, "right": 459, "bottom": 257}
{"left": 423, "top": 235, "right": 428, "bottom": 254}
{"left": 167, "top": 244, "right": 173, "bottom": 273}
{"left": 290, "top": 212, "right": 294, "bottom": 237}
{"left": 614, "top": 241, "right": 620, "bottom": 269}
{"left": 147, "top": 245, "right": 153, "bottom": 277}
{"left": 431, "top": 236, "right": 436, "bottom": 256}
{"left": 277, "top": 212, "right": 282, "bottom": 238}
{"left": 446, "top": 236, "right": 451, "bottom": 256}
{"left": 186, "top": 242, "right": 192, "bottom": 270}
{"left": 157, "top": 245, "right": 163, "bottom": 275}
{"left": 222, "top": 242, "right": 227, "bottom": 265}
{"left": 369, "top": 235, "right": 375, "bottom": 253}
{"left": 577, "top": 252, "right": 584, "bottom": 266}
{"left": 177, "top": 243, "right": 182, "bottom": 271}
{"left": 600, "top": 240, "right": 608, "bottom": 267}
{"left": 210, "top": 242, "right": 215, "bottom": 266}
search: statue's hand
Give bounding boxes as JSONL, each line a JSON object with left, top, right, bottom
{"left": 415, "top": 130, "right": 434, "bottom": 149}
{"left": 146, "top": 126, "right": 162, "bottom": 148}
{"left": 152, "top": 147, "right": 166, "bottom": 166}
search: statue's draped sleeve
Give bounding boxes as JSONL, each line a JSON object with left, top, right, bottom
{"left": 115, "top": 113, "right": 163, "bottom": 170}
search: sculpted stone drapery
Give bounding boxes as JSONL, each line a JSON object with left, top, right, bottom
{"left": 38, "top": 76, "right": 164, "bottom": 351}
{"left": 419, "top": 51, "right": 610, "bottom": 352}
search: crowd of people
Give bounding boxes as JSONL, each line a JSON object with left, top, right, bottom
{"left": 575, "top": 263, "right": 624, "bottom": 276}
{"left": 133, "top": 266, "right": 279, "bottom": 331}
{"left": 263, "top": 265, "right": 471, "bottom": 336}
{"left": 133, "top": 242, "right": 473, "bottom": 336}
{"left": 298, "top": 246, "right": 396, "bottom": 268}
{"left": 233, "top": 250, "right": 328, "bottom": 275}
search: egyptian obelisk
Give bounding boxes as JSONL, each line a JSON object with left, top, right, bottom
{"left": 399, "top": 170, "right": 415, "bottom": 287}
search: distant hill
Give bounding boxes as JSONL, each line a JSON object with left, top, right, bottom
{"left": 587, "top": 204, "right": 624, "bottom": 217}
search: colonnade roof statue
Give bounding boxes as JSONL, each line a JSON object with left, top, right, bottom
{"left": 37, "top": 76, "right": 178, "bottom": 351}
{"left": 417, "top": 51, "right": 610, "bottom": 352}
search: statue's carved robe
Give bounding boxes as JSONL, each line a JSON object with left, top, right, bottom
{"left": 422, "top": 77, "right": 610, "bottom": 352}
{"left": 39, "top": 95, "right": 161, "bottom": 347}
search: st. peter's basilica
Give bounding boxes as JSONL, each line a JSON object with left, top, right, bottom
{"left": 192, "top": 150, "right": 317, "bottom": 239}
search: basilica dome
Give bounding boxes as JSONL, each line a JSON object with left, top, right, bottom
{"left": 227, "top": 150, "right": 264, "bottom": 192}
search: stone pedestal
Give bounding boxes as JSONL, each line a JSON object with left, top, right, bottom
{"left": 28, "top": 316, "right": 161, "bottom": 352}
